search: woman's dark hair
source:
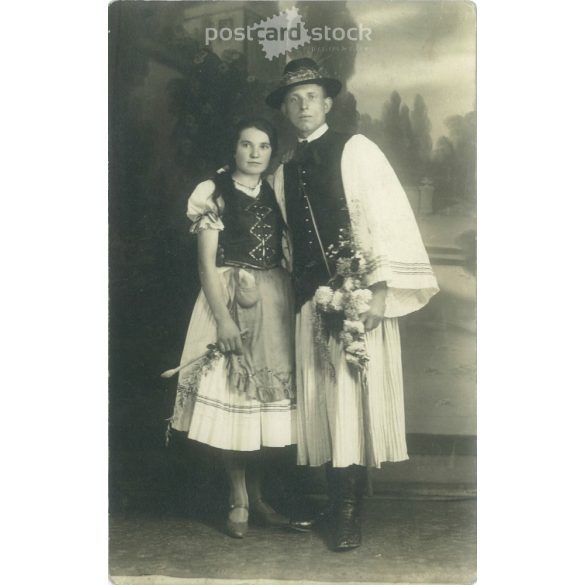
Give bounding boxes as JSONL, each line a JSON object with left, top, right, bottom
{"left": 212, "top": 117, "right": 279, "bottom": 208}
{"left": 230, "top": 117, "right": 278, "bottom": 159}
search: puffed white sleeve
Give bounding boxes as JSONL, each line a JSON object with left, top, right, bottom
{"left": 186, "top": 179, "right": 225, "bottom": 234}
{"left": 341, "top": 134, "right": 439, "bottom": 318}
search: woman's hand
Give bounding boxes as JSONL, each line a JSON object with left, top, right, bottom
{"left": 216, "top": 317, "right": 244, "bottom": 355}
{"left": 197, "top": 230, "right": 243, "bottom": 354}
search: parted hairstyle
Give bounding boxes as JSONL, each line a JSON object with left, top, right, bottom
{"left": 229, "top": 117, "right": 278, "bottom": 161}
{"left": 212, "top": 117, "right": 279, "bottom": 209}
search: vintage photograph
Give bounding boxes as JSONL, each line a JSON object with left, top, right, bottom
{"left": 109, "top": 1, "right": 476, "bottom": 583}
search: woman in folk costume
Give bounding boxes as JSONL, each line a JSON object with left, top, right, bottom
{"left": 169, "top": 118, "right": 296, "bottom": 539}
{"left": 267, "top": 59, "right": 440, "bottom": 551}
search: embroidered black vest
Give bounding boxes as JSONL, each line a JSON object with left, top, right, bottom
{"left": 283, "top": 130, "right": 353, "bottom": 309}
{"left": 213, "top": 172, "right": 284, "bottom": 270}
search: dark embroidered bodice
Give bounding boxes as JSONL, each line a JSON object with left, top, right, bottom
{"left": 213, "top": 172, "right": 284, "bottom": 270}
{"left": 283, "top": 130, "right": 353, "bottom": 309}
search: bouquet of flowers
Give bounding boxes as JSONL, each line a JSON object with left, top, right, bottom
{"left": 313, "top": 229, "right": 372, "bottom": 375}
{"left": 162, "top": 330, "right": 250, "bottom": 446}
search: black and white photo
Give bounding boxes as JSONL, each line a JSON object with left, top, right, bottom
{"left": 109, "top": 1, "right": 476, "bottom": 583}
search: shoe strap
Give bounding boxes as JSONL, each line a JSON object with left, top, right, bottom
{"left": 229, "top": 504, "right": 249, "bottom": 511}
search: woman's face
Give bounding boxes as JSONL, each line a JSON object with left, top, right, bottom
{"left": 234, "top": 127, "right": 272, "bottom": 175}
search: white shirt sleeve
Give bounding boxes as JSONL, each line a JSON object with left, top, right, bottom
{"left": 341, "top": 134, "right": 439, "bottom": 317}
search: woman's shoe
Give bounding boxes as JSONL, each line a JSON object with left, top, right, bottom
{"left": 249, "top": 499, "right": 289, "bottom": 528}
{"left": 226, "top": 505, "right": 249, "bottom": 539}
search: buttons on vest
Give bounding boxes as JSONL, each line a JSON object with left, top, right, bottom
{"left": 300, "top": 168, "right": 309, "bottom": 190}
{"left": 283, "top": 131, "right": 354, "bottom": 309}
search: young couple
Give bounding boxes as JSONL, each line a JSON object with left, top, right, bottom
{"left": 170, "top": 58, "right": 439, "bottom": 551}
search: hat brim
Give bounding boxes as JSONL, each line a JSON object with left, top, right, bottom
{"left": 266, "top": 78, "right": 342, "bottom": 109}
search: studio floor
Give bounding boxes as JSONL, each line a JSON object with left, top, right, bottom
{"left": 109, "top": 496, "right": 476, "bottom": 585}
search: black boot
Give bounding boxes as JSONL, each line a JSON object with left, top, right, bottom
{"left": 289, "top": 462, "right": 335, "bottom": 532}
{"left": 330, "top": 465, "right": 367, "bottom": 552}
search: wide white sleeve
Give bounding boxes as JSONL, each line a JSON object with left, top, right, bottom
{"left": 186, "top": 179, "right": 225, "bottom": 233}
{"left": 341, "top": 134, "right": 439, "bottom": 317}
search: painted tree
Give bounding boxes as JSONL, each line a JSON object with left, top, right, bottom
{"left": 444, "top": 111, "right": 477, "bottom": 206}
{"left": 329, "top": 90, "right": 359, "bottom": 134}
{"left": 400, "top": 103, "right": 419, "bottom": 182}
{"left": 357, "top": 113, "right": 387, "bottom": 164}
{"left": 411, "top": 94, "right": 433, "bottom": 178}
{"left": 431, "top": 136, "right": 457, "bottom": 212}
{"left": 430, "top": 109, "right": 476, "bottom": 213}
{"left": 381, "top": 91, "right": 400, "bottom": 158}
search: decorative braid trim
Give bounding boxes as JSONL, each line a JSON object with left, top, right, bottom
{"left": 283, "top": 68, "right": 323, "bottom": 85}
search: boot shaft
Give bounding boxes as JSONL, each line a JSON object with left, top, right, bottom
{"left": 326, "top": 464, "right": 367, "bottom": 503}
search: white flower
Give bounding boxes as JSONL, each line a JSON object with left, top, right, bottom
{"left": 346, "top": 341, "right": 367, "bottom": 355}
{"left": 342, "top": 278, "right": 356, "bottom": 292}
{"left": 339, "top": 331, "right": 354, "bottom": 346}
{"left": 336, "top": 258, "right": 353, "bottom": 277}
{"left": 314, "top": 286, "right": 334, "bottom": 307}
{"left": 330, "top": 290, "right": 345, "bottom": 311}
{"left": 343, "top": 320, "right": 365, "bottom": 335}
{"left": 350, "top": 289, "right": 372, "bottom": 315}
{"left": 352, "top": 288, "right": 373, "bottom": 304}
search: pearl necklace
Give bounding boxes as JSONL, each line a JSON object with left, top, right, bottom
{"left": 233, "top": 178, "right": 260, "bottom": 191}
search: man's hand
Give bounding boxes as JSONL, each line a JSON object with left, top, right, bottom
{"left": 361, "top": 306, "right": 385, "bottom": 332}
{"left": 360, "top": 282, "right": 387, "bottom": 332}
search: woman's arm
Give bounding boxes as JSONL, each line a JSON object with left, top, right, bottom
{"left": 197, "top": 229, "right": 243, "bottom": 355}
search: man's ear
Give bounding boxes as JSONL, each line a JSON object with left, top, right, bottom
{"left": 280, "top": 103, "right": 287, "bottom": 116}
{"left": 324, "top": 97, "right": 333, "bottom": 114}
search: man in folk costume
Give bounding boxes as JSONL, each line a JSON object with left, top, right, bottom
{"left": 267, "top": 58, "right": 439, "bottom": 551}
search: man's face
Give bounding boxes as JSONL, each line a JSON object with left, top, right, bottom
{"left": 281, "top": 84, "right": 332, "bottom": 138}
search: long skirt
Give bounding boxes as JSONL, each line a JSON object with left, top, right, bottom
{"left": 171, "top": 266, "right": 297, "bottom": 451}
{"left": 295, "top": 301, "right": 408, "bottom": 468}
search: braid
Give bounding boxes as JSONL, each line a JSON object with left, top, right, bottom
{"left": 210, "top": 166, "right": 232, "bottom": 215}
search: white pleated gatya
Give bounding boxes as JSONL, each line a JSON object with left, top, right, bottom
{"left": 295, "top": 301, "right": 408, "bottom": 468}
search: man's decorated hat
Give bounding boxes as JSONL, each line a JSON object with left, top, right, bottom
{"left": 266, "top": 58, "right": 342, "bottom": 109}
